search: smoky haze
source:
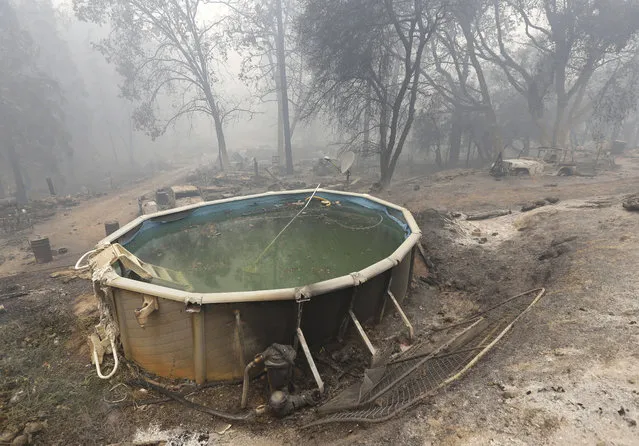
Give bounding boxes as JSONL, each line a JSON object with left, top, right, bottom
{"left": 1, "top": 0, "right": 331, "bottom": 200}
{"left": 2, "top": 0, "right": 639, "bottom": 200}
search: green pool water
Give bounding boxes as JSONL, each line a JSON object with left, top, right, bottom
{"left": 124, "top": 204, "right": 406, "bottom": 293}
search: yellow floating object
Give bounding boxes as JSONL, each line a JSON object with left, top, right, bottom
{"left": 306, "top": 195, "right": 331, "bottom": 207}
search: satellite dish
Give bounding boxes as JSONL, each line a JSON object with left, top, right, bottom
{"left": 339, "top": 151, "right": 355, "bottom": 174}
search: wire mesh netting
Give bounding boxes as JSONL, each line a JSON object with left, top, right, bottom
{"left": 305, "top": 289, "right": 545, "bottom": 426}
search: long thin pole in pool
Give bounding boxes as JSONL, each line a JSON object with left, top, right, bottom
{"left": 250, "top": 183, "right": 321, "bottom": 268}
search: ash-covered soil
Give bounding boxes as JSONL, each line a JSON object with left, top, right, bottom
{"left": 2, "top": 162, "right": 639, "bottom": 445}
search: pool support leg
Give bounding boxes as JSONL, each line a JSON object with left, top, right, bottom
{"left": 387, "top": 290, "right": 414, "bottom": 342}
{"left": 234, "top": 310, "right": 246, "bottom": 376}
{"left": 293, "top": 295, "right": 308, "bottom": 351}
{"left": 378, "top": 273, "right": 393, "bottom": 324}
{"left": 191, "top": 310, "right": 206, "bottom": 385}
{"left": 296, "top": 328, "right": 324, "bottom": 394}
{"left": 348, "top": 309, "right": 377, "bottom": 357}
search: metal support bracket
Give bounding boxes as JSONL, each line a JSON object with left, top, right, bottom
{"left": 134, "top": 295, "right": 159, "bottom": 327}
{"left": 349, "top": 309, "right": 377, "bottom": 357}
{"left": 296, "top": 327, "right": 324, "bottom": 394}
{"left": 185, "top": 302, "right": 201, "bottom": 313}
{"left": 234, "top": 310, "right": 246, "bottom": 376}
{"left": 387, "top": 290, "right": 415, "bottom": 342}
{"left": 295, "top": 287, "right": 311, "bottom": 303}
{"left": 293, "top": 301, "right": 304, "bottom": 352}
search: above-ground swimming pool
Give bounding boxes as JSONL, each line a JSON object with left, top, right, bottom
{"left": 85, "top": 189, "right": 421, "bottom": 384}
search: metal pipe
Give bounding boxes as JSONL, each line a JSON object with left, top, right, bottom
{"left": 389, "top": 233, "right": 422, "bottom": 263}
{"left": 357, "top": 258, "right": 397, "bottom": 282}
{"left": 240, "top": 355, "right": 263, "bottom": 409}
{"left": 402, "top": 208, "right": 421, "bottom": 234}
{"left": 102, "top": 271, "right": 356, "bottom": 304}
{"left": 102, "top": 239, "right": 416, "bottom": 305}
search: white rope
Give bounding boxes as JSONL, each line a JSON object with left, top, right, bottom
{"left": 324, "top": 213, "right": 384, "bottom": 231}
{"left": 250, "top": 184, "right": 321, "bottom": 267}
{"left": 93, "top": 333, "right": 119, "bottom": 379}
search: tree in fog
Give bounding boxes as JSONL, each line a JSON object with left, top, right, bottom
{"left": 476, "top": 0, "right": 639, "bottom": 148}
{"left": 494, "top": 84, "right": 539, "bottom": 155}
{"left": 423, "top": 0, "right": 500, "bottom": 164}
{"left": 228, "top": 0, "right": 305, "bottom": 174}
{"left": 412, "top": 94, "right": 448, "bottom": 166}
{"left": 74, "top": 0, "right": 234, "bottom": 170}
{"left": 0, "top": 0, "right": 70, "bottom": 204}
{"left": 17, "top": 0, "right": 92, "bottom": 191}
{"left": 588, "top": 54, "right": 639, "bottom": 144}
{"left": 298, "top": 0, "right": 442, "bottom": 187}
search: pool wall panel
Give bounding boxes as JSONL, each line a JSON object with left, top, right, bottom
{"left": 391, "top": 248, "right": 414, "bottom": 303}
{"left": 301, "top": 287, "right": 352, "bottom": 345}
{"left": 114, "top": 289, "right": 195, "bottom": 379}
{"left": 352, "top": 270, "right": 391, "bottom": 324}
{"left": 202, "top": 304, "right": 242, "bottom": 381}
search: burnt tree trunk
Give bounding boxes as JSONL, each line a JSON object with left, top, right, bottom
{"left": 7, "top": 141, "right": 27, "bottom": 205}
{"left": 363, "top": 87, "right": 372, "bottom": 154}
{"left": 523, "top": 136, "right": 531, "bottom": 156}
{"left": 448, "top": 107, "right": 463, "bottom": 166}
{"left": 271, "top": 55, "right": 285, "bottom": 167}
{"left": 631, "top": 120, "right": 639, "bottom": 148}
{"left": 212, "top": 112, "right": 229, "bottom": 170}
{"left": 127, "top": 107, "right": 136, "bottom": 166}
{"left": 204, "top": 85, "right": 229, "bottom": 170}
{"left": 434, "top": 143, "right": 442, "bottom": 167}
{"left": 275, "top": 0, "right": 293, "bottom": 175}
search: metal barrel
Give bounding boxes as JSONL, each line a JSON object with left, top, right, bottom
{"left": 104, "top": 220, "right": 120, "bottom": 236}
{"left": 30, "top": 237, "right": 53, "bottom": 263}
{"left": 155, "top": 190, "right": 171, "bottom": 206}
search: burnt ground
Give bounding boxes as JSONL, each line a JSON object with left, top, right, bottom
{"left": 2, "top": 155, "right": 639, "bottom": 445}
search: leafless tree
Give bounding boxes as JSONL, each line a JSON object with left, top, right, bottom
{"left": 228, "top": 0, "right": 310, "bottom": 174}
{"left": 475, "top": 0, "right": 639, "bottom": 147}
{"left": 74, "top": 0, "right": 237, "bottom": 170}
{"left": 422, "top": 0, "right": 500, "bottom": 163}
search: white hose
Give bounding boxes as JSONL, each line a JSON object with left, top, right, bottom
{"left": 75, "top": 249, "right": 97, "bottom": 271}
{"left": 92, "top": 334, "right": 119, "bottom": 379}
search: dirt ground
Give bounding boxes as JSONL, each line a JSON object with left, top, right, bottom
{"left": 1, "top": 155, "right": 639, "bottom": 445}
{"left": 0, "top": 166, "right": 192, "bottom": 277}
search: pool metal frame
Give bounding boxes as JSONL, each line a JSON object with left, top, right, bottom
{"left": 86, "top": 189, "right": 422, "bottom": 384}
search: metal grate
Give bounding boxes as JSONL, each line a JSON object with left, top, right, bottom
{"left": 305, "top": 289, "right": 545, "bottom": 426}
